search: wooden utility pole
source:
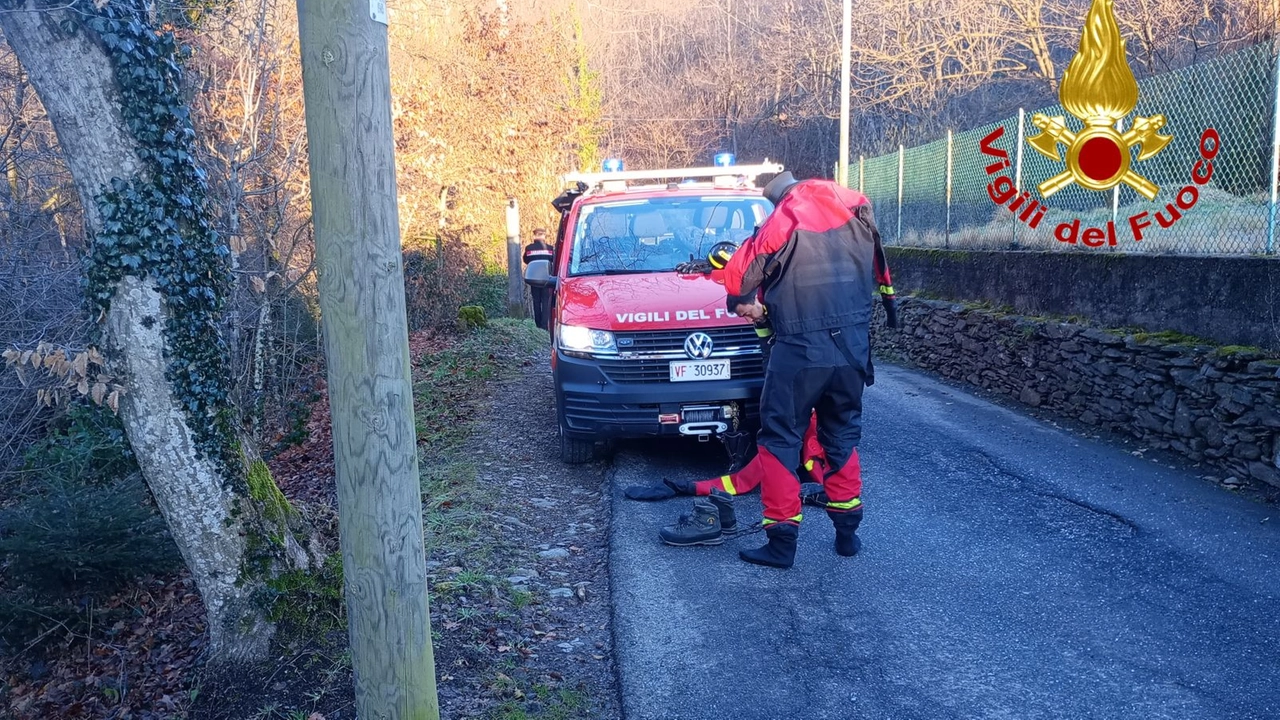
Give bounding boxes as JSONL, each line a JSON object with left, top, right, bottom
{"left": 295, "top": 2, "right": 439, "bottom": 718}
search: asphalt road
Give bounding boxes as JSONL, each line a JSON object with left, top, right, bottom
{"left": 607, "top": 364, "right": 1280, "bottom": 720}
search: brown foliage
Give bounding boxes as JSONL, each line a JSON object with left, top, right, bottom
{"left": 568, "top": 0, "right": 1277, "bottom": 172}
{"left": 1, "top": 343, "right": 124, "bottom": 412}
{"left": 390, "top": 1, "right": 595, "bottom": 260}
{"left": 0, "top": 38, "right": 88, "bottom": 474}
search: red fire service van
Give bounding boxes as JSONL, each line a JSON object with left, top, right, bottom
{"left": 524, "top": 156, "right": 783, "bottom": 463}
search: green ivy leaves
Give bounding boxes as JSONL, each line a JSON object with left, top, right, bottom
{"left": 80, "top": 0, "right": 240, "bottom": 487}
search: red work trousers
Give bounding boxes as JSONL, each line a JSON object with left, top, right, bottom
{"left": 694, "top": 413, "right": 828, "bottom": 496}
{"left": 755, "top": 329, "right": 869, "bottom": 525}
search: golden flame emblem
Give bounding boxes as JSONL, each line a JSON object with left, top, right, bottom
{"left": 1026, "top": 0, "right": 1172, "bottom": 200}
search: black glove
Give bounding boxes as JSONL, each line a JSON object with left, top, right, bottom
{"left": 624, "top": 484, "right": 677, "bottom": 501}
{"left": 675, "top": 259, "right": 713, "bottom": 274}
{"left": 663, "top": 478, "right": 697, "bottom": 495}
{"left": 883, "top": 296, "right": 899, "bottom": 329}
{"left": 720, "top": 430, "right": 756, "bottom": 474}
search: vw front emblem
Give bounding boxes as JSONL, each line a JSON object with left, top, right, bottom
{"left": 684, "top": 332, "right": 714, "bottom": 359}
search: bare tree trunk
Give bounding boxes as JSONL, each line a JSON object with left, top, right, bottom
{"left": 105, "top": 276, "right": 272, "bottom": 661}
{"left": 0, "top": 1, "right": 276, "bottom": 663}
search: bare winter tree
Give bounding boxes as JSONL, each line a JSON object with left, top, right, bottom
{"left": 0, "top": 0, "right": 304, "bottom": 664}
{"left": 0, "top": 38, "right": 88, "bottom": 476}
{"left": 556, "top": 0, "right": 1276, "bottom": 167}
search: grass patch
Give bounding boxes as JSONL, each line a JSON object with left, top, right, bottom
{"left": 895, "top": 188, "right": 1270, "bottom": 254}
{"left": 510, "top": 589, "right": 535, "bottom": 610}
{"left": 1129, "top": 329, "right": 1214, "bottom": 346}
{"left": 415, "top": 319, "right": 548, "bottom": 451}
{"left": 957, "top": 299, "right": 1014, "bottom": 314}
{"left": 491, "top": 686, "right": 589, "bottom": 720}
{"left": 407, "top": 319, "right": 603, "bottom": 719}
{"left": 413, "top": 317, "right": 548, "bottom": 603}
{"left": 1211, "top": 344, "right": 1268, "bottom": 357}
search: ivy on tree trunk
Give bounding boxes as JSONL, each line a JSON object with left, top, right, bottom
{"left": 0, "top": 0, "right": 308, "bottom": 663}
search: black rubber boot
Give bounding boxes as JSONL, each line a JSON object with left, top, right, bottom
{"left": 739, "top": 522, "right": 798, "bottom": 569}
{"left": 720, "top": 430, "right": 756, "bottom": 474}
{"left": 663, "top": 477, "right": 697, "bottom": 496}
{"left": 659, "top": 499, "right": 723, "bottom": 547}
{"left": 828, "top": 507, "right": 863, "bottom": 557}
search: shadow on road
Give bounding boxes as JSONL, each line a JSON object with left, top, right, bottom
{"left": 606, "top": 364, "right": 1280, "bottom": 720}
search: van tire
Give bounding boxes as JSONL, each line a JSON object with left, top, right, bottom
{"left": 560, "top": 434, "right": 595, "bottom": 464}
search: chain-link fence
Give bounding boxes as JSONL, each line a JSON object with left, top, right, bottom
{"left": 849, "top": 42, "right": 1280, "bottom": 255}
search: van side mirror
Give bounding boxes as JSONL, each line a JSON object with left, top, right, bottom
{"left": 524, "top": 259, "right": 555, "bottom": 288}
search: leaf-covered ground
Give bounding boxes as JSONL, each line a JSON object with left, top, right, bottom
{"left": 3, "top": 318, "right": 620, "bottom": 720}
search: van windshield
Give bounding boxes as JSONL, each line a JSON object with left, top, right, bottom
{"left": 568, "top": 196, "right": 772, "bottom": 276}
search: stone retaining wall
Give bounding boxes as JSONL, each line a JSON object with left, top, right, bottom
{"left": 883, "top": 248, "right": 1280, "bottom": 352}
{"left": 872, "top": 297, "right": 1280, "bottom": 489}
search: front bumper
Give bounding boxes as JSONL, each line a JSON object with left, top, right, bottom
{"left": 554, "top": 350, "right": 762, "bottom": 440}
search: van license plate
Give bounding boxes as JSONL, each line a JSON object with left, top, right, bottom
{"left": 669, "top": 359, "right": 731, "bottom": 382}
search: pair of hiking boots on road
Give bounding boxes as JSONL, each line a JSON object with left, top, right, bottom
{"left": 658, "top": 483, "right": 859, "bottom": 568}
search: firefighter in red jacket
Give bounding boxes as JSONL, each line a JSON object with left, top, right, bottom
{"left": 716, "top": 171, "right": 897, "bottom": 569}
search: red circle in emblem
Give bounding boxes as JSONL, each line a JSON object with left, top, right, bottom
{"left": 1078, "top": 136, "right": 1123, "bottom": 182}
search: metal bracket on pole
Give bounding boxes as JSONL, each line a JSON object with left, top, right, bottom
{"left": 896, "top": 144, "right": 905, "bottom": 243}
{"left": 945, "top": 129, "right": 953, "bottom": 249}
{"left": 1267, "top": 43, "right": 1280, "bottom": 255}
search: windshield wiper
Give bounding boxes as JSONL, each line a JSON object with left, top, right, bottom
{"left": 573, "top": 268, "right": 655, "bottom": 276}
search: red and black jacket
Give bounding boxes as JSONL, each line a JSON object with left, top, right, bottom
{"left": 716, "top": 180, "right": 897, "bottom": 334}
{"left": 522, "top": 240, "right": 553, "bottom": 264}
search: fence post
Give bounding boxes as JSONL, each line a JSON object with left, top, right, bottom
{"left": 437, "top": 186, "right": 449, "bottom": 294}
{"left": 1012, "top": 109, "right": 1025, "bottom": 247}
{"left": 945, "top": 129, "right": 953, "bottom": 249}
{"left": 896, "top": 143, "right": 904, "bottom": 243}
{"left": 505, "top": 198, "right": 524, "bottom": 318}
{"left": 1268, "top": 43, "right": 1280, "bottom": 255}
{"left": 859, "top": 155, "right": 865, "bottom": 192}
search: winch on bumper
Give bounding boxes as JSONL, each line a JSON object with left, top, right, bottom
{"left": 554, "top": 324, "right": 764, "bottom": 449}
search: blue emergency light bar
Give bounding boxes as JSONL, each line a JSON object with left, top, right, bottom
{"left": 714, "top": 153, "right": 736, "bottom": 167}
{"left": 602, "top": 158, "right": 625, "bottom": 172}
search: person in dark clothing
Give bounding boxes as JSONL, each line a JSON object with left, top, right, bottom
{"left": 523, "top": 228, "right": 554, "bottom": 329}
{"left": 714, "top": 171, "right": 898, "bottom": 569}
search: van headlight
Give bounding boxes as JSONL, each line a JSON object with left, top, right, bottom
{"left": 558, "top": 325, "right": 616, "bottom": 356}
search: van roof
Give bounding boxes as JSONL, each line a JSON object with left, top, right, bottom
{"left": 576, "top": 183, "right": 767, "bottom": 206}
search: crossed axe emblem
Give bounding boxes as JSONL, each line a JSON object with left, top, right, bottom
{"left": 1026, "top": 114, "right": 1172, "bottom": 201}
